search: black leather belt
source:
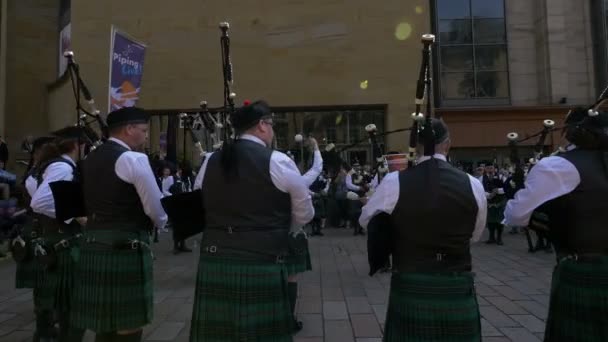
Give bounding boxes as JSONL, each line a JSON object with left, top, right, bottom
{"left": 83, "top": 238, "right": 149, "bottom": 251}
{"left": 201, "top": 244, "right": 286, "bottom": 264}
{"left": 394, "top": 253, "right": 472, "bottom": 273}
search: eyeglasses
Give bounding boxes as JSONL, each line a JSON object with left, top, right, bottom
{"left": 261, "top": 119, "right": 274, "bottom": 127}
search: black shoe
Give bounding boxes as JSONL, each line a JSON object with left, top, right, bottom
{"left": 317, "top": 232, "right": 324, "bottom": 236}
{"left": 496, "top": 240, "right": 504, "bottom": 246}
{"left": 292, "top": 319, "right": 303, "bottom": 333}
{"left": 485, "top": 239, "right": 496, "bottom": 244}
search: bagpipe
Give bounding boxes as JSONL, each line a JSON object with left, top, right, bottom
{"left": 46, "top": 51, "right": 110, "bottom": 222}
{"left": 161, "top": 22, "right": 238, "bottom": 241}
{"left": 367, "top": 34, "right": 436, "bottom": 276}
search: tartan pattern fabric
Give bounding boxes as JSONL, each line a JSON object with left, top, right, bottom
{"left": 35, "top": 233, "right": 79, "bottom": 312}
{"left": 15, "top": 258, "right": 38, "bottom": 289}
{"left": 70, "top": 230, "right": 153, "bottom": 333}
{"left": 190, "top": 254, "right": 293, "bottom": 342}
{"left": 285, "top": 235, "right": 312, "bottom": 276}
{"left": 384, "top": 272, "right": 481, "bottom": 342}
{"left": 544, "top": 257, "right": 608, "bottom": 342}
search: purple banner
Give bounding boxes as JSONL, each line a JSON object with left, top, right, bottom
{"left": 108, "top": 27, "right": 146, "bottom": 112}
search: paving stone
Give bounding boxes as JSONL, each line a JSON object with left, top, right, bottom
{"left": 296, "top": 314, "right": 323, "bottom": 337}
{"left": 481, "top": 318, "right": 503, "bottom": 337}
{"left": 346, "top": 297, "right": 372, "bottom": 314}
{"left": 298, "top": 298, "right": 322, "bottom": 314}
{"left": 323, "top": 301, "right": 348, "bottom": 320}
{"left": 510, "top": 314, "right": 546, "bottom": 333}
{"left": 322, "top": 287, "right": 344, "bottom": 301}
{"left": 147, "top": 322, "right": 185, "bottom": 340}
{"left": 514, "top": 300, "right": 548, "bottom": 320}
{"left": 480, "top": 306, "right": 520, "bottom": 328}
{"left": 350, "top": 314, "right": 382, "bottom": 338}
{"left": 491, "top": 285, "right": 530, "bottom": 301}
{"left": 324, "top": 320, "right": 354, "bottom": 342}
{"left": 500, "top": 327, "right": 543, "bottom": 341}
{"left": 371, "top": 304, "right": 387, "bottom": 325}
{"left": 485, "top": 296, "right": 528, "bottom": 314}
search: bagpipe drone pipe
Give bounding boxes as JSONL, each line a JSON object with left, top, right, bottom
{"left": 367, "top": 34, "right": 436, "bottom": 276}
{"left": 160, "top": 22, "right": 238, "bottom": 241}
{"left": 48, "top": 51, "right": 109, "bottom": 222}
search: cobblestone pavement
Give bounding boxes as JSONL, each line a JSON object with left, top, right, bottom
{"left": 0, "top": 228, "right": 554, "bottom": 341}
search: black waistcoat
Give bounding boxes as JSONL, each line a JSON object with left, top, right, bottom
{"left": 202, "top": 139, "right": 292, "bottom": 256}
{"left": 389, "top": 158, "right": 478, "bottom": 272}
{"left": 545, "top": 149, "right": 608, "bottom": 254}
{"left": 82, "top": 140, "right": 151, "bottom": 231}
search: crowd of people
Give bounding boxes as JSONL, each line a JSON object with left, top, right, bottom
{"left": 0, "top": 98, "right": 606, "bottom": 342}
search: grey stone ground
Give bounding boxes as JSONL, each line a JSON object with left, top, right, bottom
{"left": 0, "top": 228, "right": 554, "bottom": 341}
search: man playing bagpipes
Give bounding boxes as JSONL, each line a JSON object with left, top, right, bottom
{"left": 30, "top": 126, "right": 90, "bottom": 341}
{"left": 11, "top": 135, "right": 54, "bottom": 341}
{"left": 481, "top": 163, "right": 507, "bottom": 246}
{"left": 504, "top": 106, "right": 608, "bottom": 341}
{"left": 189, "top": 100, "right": 314, "bottom": 341}
{"left": 360, "top": 118, "right": 487, "bottom": 341}
{"left": 70, "top": 107, "right": 168, "bottom": 342}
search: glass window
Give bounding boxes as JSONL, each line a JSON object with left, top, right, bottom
{"left": 441, "top": 46, "right": 474, "bottom": 71}
{"left": 437, "top": 0, "right": 470, "bottom": 19}
{"left": 474, "top": 18, "right": 506, "bottom": 43}
{"left": 439, "top": 19, "right": 472, "bottom": 44}
{"left": 471, "top": 0, "right": 505, "bottom": 18}
{"left": 474, "top": 45, "right": 507, "bottom": 70}
{"left": 436, "top": 0, "right": 509, "bottom": 103}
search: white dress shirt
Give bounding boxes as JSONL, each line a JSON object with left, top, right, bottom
{"left": 109, "top": 138, "right": 168, "bottom": 229}
{"left": 25, "top": 175, "right": 38, "bottom": 198}
{"left": 346, "top": 170, "right": 362, "bottom": 192}
{"left": 359, "top": 154, "right": 487, "bottom": 242}
{"left": 302, "top": 150, "right": 323, "bottom": 187}
{"left": 503, "top": 154, "right": 580, "bottom": 227}
{"left": 31, "top": 154, "right": 76, "bottom": 219}
{"left": 193, "top": 134, "right": 314, "bottom": 229}
{"left": 161, "top": 176, "right": 175, "bottom": 197}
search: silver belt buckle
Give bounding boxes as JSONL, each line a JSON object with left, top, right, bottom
{"left": 436, "top": 253, "right": 444, "bottom": 262}
{"left": 205, "top": 245, "right": 217, "bottom": 253}
{"left": 227, "top": 226, "right": 233, "bottom": 234}
{"left": 130, "top": 240, "right": 141, "bottom": 250}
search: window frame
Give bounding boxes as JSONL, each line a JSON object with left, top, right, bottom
{"left": 433, "top": 0, "right": 511, "bottom": 107}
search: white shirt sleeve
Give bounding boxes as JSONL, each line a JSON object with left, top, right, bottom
{"left": 193, "top": 153, "right": 213, "bottom": 190}
{"left": 114, "top": 151, "right": 168, "bottom": 229}
{"left": 161, "top": 176, "right": 174, "bottom": 196}
{"left": 468, "top": 175, "right": 488, "bottom": 242}
{"left": 270, "top": 151, "right": 315, "bottom": 229}
{"left": 31, "top": 162, "right": 74, "bottom": 219}
{"left": 25, "top": 175, "right": 38, "bottom": 198}
{"left": 503, "top": 156, "right": 580, "bottom": 227}
{"left": 370, "top": 174, "right": 379, "bottom": 190}
{"left": 359, "top": 171, "right": 400, "bottom": 229}
{"left": 301, "top": 150, "right": 323, "bottom": 187}
{"left": 346, "top": 171, "right": 361, "bottom": 192}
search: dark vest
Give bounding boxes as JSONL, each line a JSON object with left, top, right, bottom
{"left": 202, "top": 139, "right": 292, "bottom": 257}
{"left": 545, "top": 149, "right": 608, "bottom": 255}
{"left": 390, "top": 158, "right": 478, "bottom": 272}
{"left": 82, "top": 140, "right": 151, "bottom": 232}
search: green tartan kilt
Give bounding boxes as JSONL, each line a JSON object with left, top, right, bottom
{"left": 190, "top": 254, "right": 293, "bottom": 342}
{"left": 384, "top": 272, "right": 481, "bottom": 342}
{"left": 70, "top": 230, "right": 153, "bottom": 333}
{"left": 15, "top": 257, "right": 39, "bottom": 289}
{"left": 544, "top": 257, "right": 608, "bottom": 342}
{"left": 285, "top": 235, "right": 311, "bottom": 276}
{"left": 35, "top": 234, "right": 79, "bottom": 312}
